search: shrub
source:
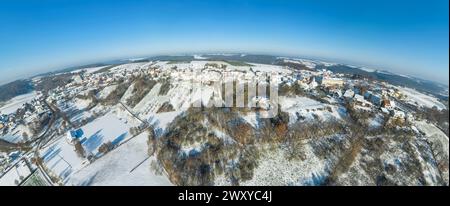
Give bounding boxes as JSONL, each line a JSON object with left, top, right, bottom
{"left": 158, "top": 79, "right": 172, "bottom": 96}
{"left": 98, "top": 141, "right": 114, "bottom": 154}
{"left": 156, "top": 102, "right": 175, "bottom": 113}
{"left": 102, "top": 81, "right": 130, "bottom": 105}
{"left": 150, "top": 159, "right": 163, "bottom": 176}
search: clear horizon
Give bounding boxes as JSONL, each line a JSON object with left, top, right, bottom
{"left": 1, "top": 0, "right": 449, "bottom": 85}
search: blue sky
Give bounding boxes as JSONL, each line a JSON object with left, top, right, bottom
{"left": 0, "top": 0, "right": 448, "bottom": 84}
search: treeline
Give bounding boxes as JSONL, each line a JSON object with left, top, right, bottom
{"left": 126, "top": 77, "right": 157, "bottom": 107}
{"left": 416, "top": 106, "right": 449, "bottom": 136}
{"left": 0, "top": 79, "right": 34, "bottom": 102}
{"left": 275, "top": 60, "right": 315, "bottom": 71}
{"left": 35, "top": 73, "right": 74, "bottom": 93}
{"left": 102, "top": 80, "right": 131, "bottom": 105}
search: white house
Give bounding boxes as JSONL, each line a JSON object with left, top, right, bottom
{"left": 343, "top": 89, "right": 355, "bottom": 99}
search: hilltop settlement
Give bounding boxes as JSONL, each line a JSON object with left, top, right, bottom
{"left": 1, "top": 55, "right": 448, "bottom": 186}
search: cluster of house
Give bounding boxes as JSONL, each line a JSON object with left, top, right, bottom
{"left": 0, "top": 94, "right": 49, "bottom": 135}
{"left": 0, "top": 92, "right": 52, "bottom": 179}
{"left": 159, "top": 63, "right": 411, "bottom": 124}
{"left": 295, "top": 70, "right": 340, "bottom": 90}
{"left": 0, "top": 151, "right": 20, "bottom": 172}
{"left": 168, "top": 63, "right": 293, "bottom": 85}
{"left": 48, "top": 86, "right": 84, "bottom": 103}
{"left": 292, "top": 69, "right": 411, "bottom": 122}
{"left": 351, "top": 87, "right": 411, "bottom": 121}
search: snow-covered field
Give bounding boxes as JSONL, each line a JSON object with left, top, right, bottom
{"left": 109, "top": 62, "right": 148, "bottom": 72}
{"left": 71, "top": 66, "right": 109, "bottom": 74}
{"left": 0, "top": 159, "right": 32, "bottom": 186}
{"left": 396, "top": 86, "right": 447, "bottom": 110}
{"left": 280, "top": 96, "right": 323, "bottom": 110}
{"left": 249, "top": 63, "right": 291, "bottom": 73}
{"left": 279, "top": 96, "right": 343, "bottom": 123}
{"left": 79, "top": 110, "right": 137, "bottom": 155}
{"left": 68, "top": 131, "right": 172, "bottom": 186}
{"left": 415, "top": 120, "right": 448, "bottom": 152}
{"left": 40, "top": 108, "right": 142, "bottom": 183}
{"left": 120, "top": 83, "right": 135, "bottom": 103}
{"left": 132, "top": 81, "right": 217, "bottom": 132}
{"left": 279, "top": 57, "right": 337, "bottom": 68}
{"left": 150, "top": 111, "right": 182, "bottom": 133}
{"left": 40, "top": 135, "right": 86, "bottom": 183}
{"left": 193, "top": 54, "right": 208, "bottom": 59}
{"left": 43, "top": 132, "right": 171, "bottom": 185}
{"left": 283, "top": 58, "right": 317, "bottom": 69}
{"left": 60, "top": 97, "right": 92, "bottom": 124}
{"left": 97, "top": 85, "right": 118, "bottom": 99}
{"left": 0, "top": 91, "right": 38, "bottom": 114}
{"left": 358, "top": 67, "right": 376, "bottom": 72}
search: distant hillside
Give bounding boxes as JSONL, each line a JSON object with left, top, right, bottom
{"left": 316, "top": 64, "right": 448, "bottom": 100}
{"left": 33, "top": 63, "right": 109, "bottom": 78}
{"left": 34, "top": 73, "right": 75, "bottom": 93}
{"left": 0, "top": 79, "right": 34, "bottom": 102}
{"left": 145, "top": 54, "right": 280, "bottom": 65}
{"left": 147, "top": 55, "right": 195, "bottom": 62}
{"left": 202, "top": 54, "right": 279, "bottom": 65}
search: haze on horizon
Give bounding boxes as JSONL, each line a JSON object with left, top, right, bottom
{"left": 0, "top": 0, "right": 448, "bottom": 85}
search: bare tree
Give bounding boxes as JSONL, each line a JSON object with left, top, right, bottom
{"left": 74, "top": 140, "right": 86, "bottom": 158}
